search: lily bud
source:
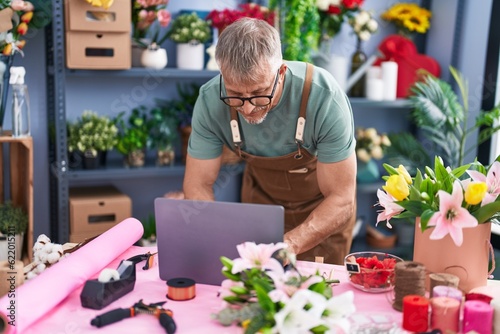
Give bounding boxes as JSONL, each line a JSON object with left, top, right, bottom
{"left": 15, "top": 40, "right": 26, "bottom": 49}
{"left": 17, "top": 22, "right": 28, "bottom": 35}
{"left": 2, "top": 44, "right": 13, "bottom": 56}
{"left": 21, "top": 11, "right": 33, "bottom": 23}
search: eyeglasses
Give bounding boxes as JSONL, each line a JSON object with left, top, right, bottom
{"left": 219, "top": 70, "right": 280, "bottom": 107}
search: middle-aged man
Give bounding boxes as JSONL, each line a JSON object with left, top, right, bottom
{"left": 181, "top": 18, "right": 357, "bottom": 265}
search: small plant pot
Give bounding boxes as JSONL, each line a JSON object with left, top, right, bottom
{"left": 156, "top": 148, "right": 175, "bottom": 166}
{"left": 125, "top": 149, "right": 145, "bottom": 168}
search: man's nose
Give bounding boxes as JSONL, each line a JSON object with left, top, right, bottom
{"left": 238, "top": 100, "right": 254, "bottom": 115}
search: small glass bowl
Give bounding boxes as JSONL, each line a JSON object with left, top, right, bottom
{"left": 344, "top": 251, "right": 403, "bottom": 293}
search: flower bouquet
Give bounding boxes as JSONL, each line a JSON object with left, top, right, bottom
{"left": 206, "top": 3, "right": 275, "bottom": 33}
{"left": 213, "top": 242, "right": 356, "bottom": 333}
{"left": 131, "top": 0, "right": 171, "bottom": 47}
{"left": 381, "top": 2, "right": 432, "bottom": 38}
{"left": 355, "top": 127, "right": 390, "bottom": 163}
{"left": 375, "top": 157, "right": 500, "bottom": 247}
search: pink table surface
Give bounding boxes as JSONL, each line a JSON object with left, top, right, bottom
{"left": 23, "top": 246, "right": 403, "bottom": 333}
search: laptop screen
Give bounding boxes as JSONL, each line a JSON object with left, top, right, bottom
{"left": 154, "top": 198, "right": 284, "bottom": 286}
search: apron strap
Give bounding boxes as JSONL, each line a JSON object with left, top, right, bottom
{"left": 295, "top": 63, "right": 313, "bottom": 144}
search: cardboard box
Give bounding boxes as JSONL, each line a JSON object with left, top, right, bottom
{"left": 64, "top": 0, "right": 131, "bottom": 33}
{"left": 69, "top": 186, "right": 131, "bottom": 234}
{"left": 66, "top": 31, "right": 131, "bottom": 69}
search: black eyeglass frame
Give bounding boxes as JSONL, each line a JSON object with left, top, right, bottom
{"left": 219, "top": 70, "right": 280, "bottom": 107}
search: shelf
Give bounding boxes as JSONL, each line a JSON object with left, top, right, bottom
{"left": 51, "top": 160, "right": 246, "bottom": 182}
{"left": 349, "top": 98, "right": 413, "bottom": 108}
{"left": 65, "top": 67, "right": 220, "bottom": 79}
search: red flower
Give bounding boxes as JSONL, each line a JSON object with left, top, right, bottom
{"left": 350, "top": 255, "right": 398, "bottom": 289}
{"left": 207, "top": 4, "right": 275, "bottom": 31}
{"left": 342, "top": 0, "right": 364, "bottom": 9}
{"left": 327, "top": 5, "right": 341, "bottom": 15}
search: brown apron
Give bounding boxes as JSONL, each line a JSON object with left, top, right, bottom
{"left": 229, "top": 63, "right": 355, "bottom": 264}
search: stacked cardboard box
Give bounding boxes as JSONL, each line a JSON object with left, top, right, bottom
{"left": 69, "top": 186, "right": 132, "bottom": 243}
{"left": 64, "top": 0, "right": 131, "bottom": 69}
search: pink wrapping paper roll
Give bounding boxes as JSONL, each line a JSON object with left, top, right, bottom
{"left": 0, "top": 218, "right": 143, "bottom": 333}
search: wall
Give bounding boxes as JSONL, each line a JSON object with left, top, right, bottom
{"left": 3, "top": 0, "right": 492, "bottom": 241}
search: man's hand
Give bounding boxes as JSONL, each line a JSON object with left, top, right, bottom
{"left": 163, "top": 191, "right": 185, "bottom": 200}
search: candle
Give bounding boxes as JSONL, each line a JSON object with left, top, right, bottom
{"left": 432, "top": 285, "right": 463, "bottom": 302}
{"left": 492, "top": 298, "right": 500, "bottom": 334}
{"left": 381, "top": 61, "right": 398, "bottom": 101}
{"left": 466, "top": 292, "right": 494, "bottom": 304}
{"left": 402, "top": 295, "right": 429, "bottom": 332}
{"left": 463, "top": 300, "right": 494, "bottom": 334}
{"left": 430, "top": 297, "right": 460, "bottom": 332}
{"left": 366, "top": 78, "right": 384, "bottom": 101}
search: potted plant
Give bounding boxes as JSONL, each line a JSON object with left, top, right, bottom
{"left": 156, "top": 83, "right": 199, "bottom": 164}
{"left": 0, "top": 202, "right": 28, "bottom": 261}
{"left": 147, "top": 104, "right": 178, "bottom": 166}
{"left": 166, "top": 12, "right": 211, "bottom": 70}
{"left": 114, "top": 108, "right": 150, "bottom": 168}
{"left": 67, "top": 110, "right": 118, "bottom": 169}
{"left": 130, "top": 0, "right": 171, "bottom": 67}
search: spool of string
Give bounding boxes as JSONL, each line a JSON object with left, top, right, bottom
{"left": 393, "top": 261, "right": 426, "bottom": 311}
{"left": 429, "top": 273, "right": 459, "bottom": 298}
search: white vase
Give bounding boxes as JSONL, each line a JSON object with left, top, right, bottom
{"left": 131, "top": 38, "right": 150, "bottom": 68}
{"left": 0, "top": 233, "right": 24, "bottom": 261}
{"left": 176, "top": 42, "right": 205, "bottom": 70}
{"left": 141, "top": 47, "right": 168, "bottom": 70}
{"left": 205, "top": 44, "right": 218, "bottom": 71}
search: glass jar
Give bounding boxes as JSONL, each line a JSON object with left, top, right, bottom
{"left": 349, "top": 38, "right": 367, "bottom": 98}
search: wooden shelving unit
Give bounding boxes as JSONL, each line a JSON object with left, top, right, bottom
{"left": 0, "top": 132, "right": 33, "bottom": 262}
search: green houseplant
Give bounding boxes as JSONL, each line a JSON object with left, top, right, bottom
{"left": 67, "top": 110, "right": 118, "bottom": 169}
{"left": 114, "top": 108, "right": 150, "bottom": 168}
{"left": 156, "top": 83, "right": 200, "bottom": 164}
{"left": 269, "top": 0, "right": 320, "bottom": 62}
{"left": 385, "top": 67, "right": 500, "bottom": 175}
{"left": 0, "top": 202, "right": 28, "bottom": 261}
{"left": 166, "top": 12, "right": 211, "bottom": 70}
{"left": 147, "top": 105, "right": 178, "bottom": 166}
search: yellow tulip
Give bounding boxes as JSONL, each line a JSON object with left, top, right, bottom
{"left": 397, "top": 165, "right": 412, "bottom": 185}
{"left": 465, "top": 181, "right": 487, "bottom": 205}
{"left": 383, "top": 175, "right": 409, "bottom": 201}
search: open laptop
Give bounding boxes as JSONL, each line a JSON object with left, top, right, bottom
{"left": 154, "top": 198, "right": 285, "bottom": 286}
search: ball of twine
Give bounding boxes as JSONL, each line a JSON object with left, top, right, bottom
{"left": 393, "top": 261, "right": 426, "bottom": 311}
{"left": 429, "top": 273, "right": 459, "bottom": 298}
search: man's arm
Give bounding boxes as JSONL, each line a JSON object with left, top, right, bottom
{"left": 183, "top": 154, "right": 222, "bottom": 201}
{"left": 284, "top": 152, "right": 357, "bottom": 255}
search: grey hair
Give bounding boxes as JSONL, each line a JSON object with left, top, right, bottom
{"left": 215, "top": 18, "right": 283, "bottom": 85}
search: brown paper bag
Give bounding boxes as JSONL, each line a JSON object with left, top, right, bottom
{"left": 0, "top": 8, "right": 14, "bottom": 33}
{"left": 413, "top": 219, "right": 492, "bottom": 293}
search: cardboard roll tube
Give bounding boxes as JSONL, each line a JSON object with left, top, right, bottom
{"left": 166, "top": 278, "right": 196, "bottom": 301}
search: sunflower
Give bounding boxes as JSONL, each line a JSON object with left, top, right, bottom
{"left": 381, "top": 3, "right": 432, "bottom": 36}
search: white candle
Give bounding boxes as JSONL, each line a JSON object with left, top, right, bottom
{"left": 366, "top": 78, "right": 384, "bottom": 101}
{"left": 492, "top": 298, "right": 500, "bottom": 334}
{"left": 381, "top": 61, "right": 398, "bottom": 101}
{"left": 328, "top": 55, "right": 349, "bottom": 92}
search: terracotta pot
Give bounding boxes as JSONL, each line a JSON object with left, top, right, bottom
{"left": 413, "top": 218, "right": 492, "bottom": 293}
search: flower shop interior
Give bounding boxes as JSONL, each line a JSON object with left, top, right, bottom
{"left": 3, "top": 0, "right": 500, "bottom": 331}
{"left": 3, "top": 0, "right": 498, "bottom": 266}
